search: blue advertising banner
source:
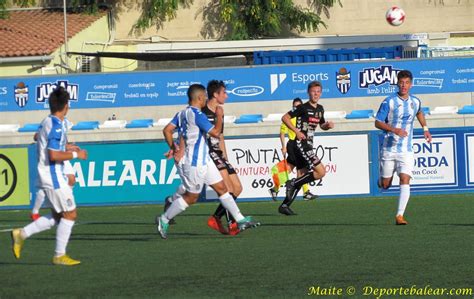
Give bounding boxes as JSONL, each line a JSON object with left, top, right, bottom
{"left": 0, "top": 57, "right": 473, "bottom": 111}
{"left": 67, "top": 142, "right": 180, "bottom": 205}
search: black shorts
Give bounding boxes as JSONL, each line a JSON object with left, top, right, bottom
{"left": 291, "top": 140, "right": 321, "bottom": 170}
{"left": 209, "top": 151, "right": 236, "bottom": 175}
{"left": 286, "top": 140, "right": 298, "bottom": 168}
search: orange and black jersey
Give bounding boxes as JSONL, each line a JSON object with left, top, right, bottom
{"left": 202, "top": 105, "right": 224, "bottom": 154}
{"left": 287, "top": 101, "right": 326, "bottom": 143}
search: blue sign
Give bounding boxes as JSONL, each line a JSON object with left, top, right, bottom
{"left": 69, "top": 142, "right": 180, "bottom": 205}
{"left": 0, "top": 57, "right": 473, "bottom": 112}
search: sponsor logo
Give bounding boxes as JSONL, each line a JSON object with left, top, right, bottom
{"left": 228, "top": 85, "right": 264, "bottom": 97}
{"left": 336, "top": 67, "right": 351, "bottom": 94}
{"left": 0, "top": 87, "right": 7, "bottom": 95}
{"left": 86, "top": 92, "right": 116, "bottom": 103}
{"left": 359, "top": 65, "right": 402, "bottom": 88}
{"left": 412, "top": 78, "right": 443, "bottom": 89}
{"left": 270, "top": 73, "right": 287, "bottom": 94}
{"left": 36, "top": 80, "right": 79, "bottom": 104}
{"left": 166, "top": 81, "right": 200, "bottom": 97}
{"left": 291, "top": 72, "right": 329, "bottom": 84}
{"left": 14, "top": 82, "right": 28, "bottom": 108}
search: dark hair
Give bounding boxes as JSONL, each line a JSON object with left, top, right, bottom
{"left": 307, "top": 81, "right": 322, "bottom": 91}
{"left": 292, "top": 97, "right": 302, "bottom": 106}
{"left": 49, "top": 87, "right": 70, "bottom": 114}
{"left": 207, "top": 80, "right": 226, "bottom": 100}
{"left": 397, "top": 70, "right": 413, "bottom": 81}
{"left": 187, "top": 84, "right": 206, "bottom": 104}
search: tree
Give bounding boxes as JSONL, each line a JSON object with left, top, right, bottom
{"left": 209, "top": 0, "right": 342, "bottom": 40}
{"left": 0, "top": 0, "right": 342, "bottom": 40}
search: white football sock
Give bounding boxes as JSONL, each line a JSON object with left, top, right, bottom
{"left": 172, "top": 184, "right": 186, "bottom": 201}
{"left": 23, "top": 214, "right": 57, "bottom": 239}
{"left": 219, "top": 192, "right": 244, "bottom": 222}
{"left": 162, "top": 197, "right": 188, "bottom": 224}
{"left": 31, "top": 189, "right": 46, "bottom": 214}
{"left": 397, "top": 184, "right": 411, "bottom": 216}
{"left": 55, "top": 218, "right": 75, "bottom": 257}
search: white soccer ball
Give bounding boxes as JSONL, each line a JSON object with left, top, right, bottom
{"left": 386, "top": 6, "right": 406, "bottom": 26}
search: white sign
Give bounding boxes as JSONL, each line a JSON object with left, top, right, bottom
{"left": 207, "top": 135, "right": 370, "bottom": 199}
{"left": 466, "top": 135, "right": 474, "bottom": 186}
{"left": 391, "top": 135, "right": 457, "bottom": 187}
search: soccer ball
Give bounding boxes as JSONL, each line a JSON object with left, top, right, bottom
{"left": 386, "top": 6, "right": 405, "bottom": 26}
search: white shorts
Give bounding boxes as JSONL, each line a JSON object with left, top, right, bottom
{"left": 380, "top": 151, "right": 414, "bottom": 178}
{"left": 44, "top": 187, "right": 76, "bottom": 213}
{"left": 63, "top": 160, "right": 74, "bottom": 175}
{"left": 181, "top": 161, "right": 223, "bottom": 194}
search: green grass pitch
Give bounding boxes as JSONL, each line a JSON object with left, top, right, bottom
{"left": 1, "top": 194, "right": 473, "bottom": 298}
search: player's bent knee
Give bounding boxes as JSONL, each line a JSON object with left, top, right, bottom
{"left": 212, "top": 180, "right": 228, "bottom": 196}
{"left": 62, "top": 209, "right": 77, "bottom": 221}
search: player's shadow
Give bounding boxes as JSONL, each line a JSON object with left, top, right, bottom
{"left": 180, "top": 213, "right": 277, "bottom": 217}
{"left": 78, "top": 221, "right": 151, "bottom": 226}
{"left": 432, "top": 223, "right": 474, "bottom": 227}
{"left": 0, "top": 262, "right": 52, "bottom": 266}
{"left": 265, "top": 223, "right": 387, "bottom": 227}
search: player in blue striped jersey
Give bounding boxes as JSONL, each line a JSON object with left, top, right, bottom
{"left": 11, "top": 87, "right": 88, "bottom": 265}
{"left": 375, "top": 70, "right": 432, "bottom": 225}
{"left": 157, "top": 84, "right": 260, "bottom": 239}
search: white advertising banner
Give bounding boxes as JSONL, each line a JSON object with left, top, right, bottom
{"left": 391, "top": 135, "right": 457, "bottom": 187}
{"left": 466, "top": 135, "right": 474, "bottom": 186}
{"left": 207, "top": 134, "right": 370, "bottom": 199}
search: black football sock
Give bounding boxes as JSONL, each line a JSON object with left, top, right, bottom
{"left": 294, "top": 172, "right": 316, "bottom": 189}
{"left": 281, "top": 187, "right": 301, "bottom": 207}
{"left": 214, "top": 204, "right": 226, "bottom": 218}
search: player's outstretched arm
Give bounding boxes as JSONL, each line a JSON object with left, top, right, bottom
{"left": 416, "top": 111, "right": 432, "bottom": 143}
{"left": 375, "top": 120, "right": 407, "bottom": 137}
{"left": 320, "top": 121, "right": 334, "bottom": 130}
{"left": 49, "top": 149, "right": 87, "bottom": 161}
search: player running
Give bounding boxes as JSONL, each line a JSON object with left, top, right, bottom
{"left": 202, "top": 80, "right": 243, "bottom": 235}
{"left": 11, "top": 87, "right": 88, "bottom": 266}
{"left": 279, "top": 81, "right": 334, "bottom": 215}
{"left": 375, "top": 70, "right": 432, "bottom": 225}
{"left": 268, "top": 97, "right": 318, "bottom": 202}
{"left": 156, "top": 84, "right": 260, "bottom": 239}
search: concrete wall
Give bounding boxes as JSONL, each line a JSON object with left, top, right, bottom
{"left": 114, "top": 0, "right": 474, "bottom": 40}
{"left": 1, "top": 91, "right": 472, "bottom": 125}
{"left": 1, "top": 112, "right": 473, "bottom": 146}
{"left": 1, "top": 90, "right": 472, "bottom": 146}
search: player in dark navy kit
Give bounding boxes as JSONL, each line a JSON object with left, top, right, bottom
{"left": 279, "top": 81, "right": 335, "bottom": 215}
{"left": 202, "top": 80, "right": 243, "bottom": 235}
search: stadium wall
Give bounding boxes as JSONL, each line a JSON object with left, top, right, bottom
{"left": 1, "top": 126, "right": 473, "bottom": 210}
{"left": 1, "top": 56, "right": 473, "bottom": 209}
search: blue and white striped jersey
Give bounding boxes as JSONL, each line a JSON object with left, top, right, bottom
{"left": 170, "top": 106, "right": 214, "bottom": 166}
{"left": 375, "top": 93, "right": 422, "bottom": 153}
{"left": 37, "top": 115, "right": 69, "bottom": 189}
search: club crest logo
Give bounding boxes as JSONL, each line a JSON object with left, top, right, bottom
{"left": 336, "top": 68, "right": 351, "bottom": 94}
{"left": 14, "top": 82, "right": 29, "bottom": 108}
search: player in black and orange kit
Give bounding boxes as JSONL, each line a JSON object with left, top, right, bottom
{"left": 202, "top": 80, "right": 243, "bottom": 235}
{"left": 279, "top": 81, "right": 335, "bottom": 215}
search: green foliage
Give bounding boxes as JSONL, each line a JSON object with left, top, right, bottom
{"left": 210, "top": 0, "right": 341, "bottom": 40}
{"left": 134, "top": 0, "right": 193, "bottom": 32}
{"left": 0, "top": 0, "right": 341, "bottom": 39}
